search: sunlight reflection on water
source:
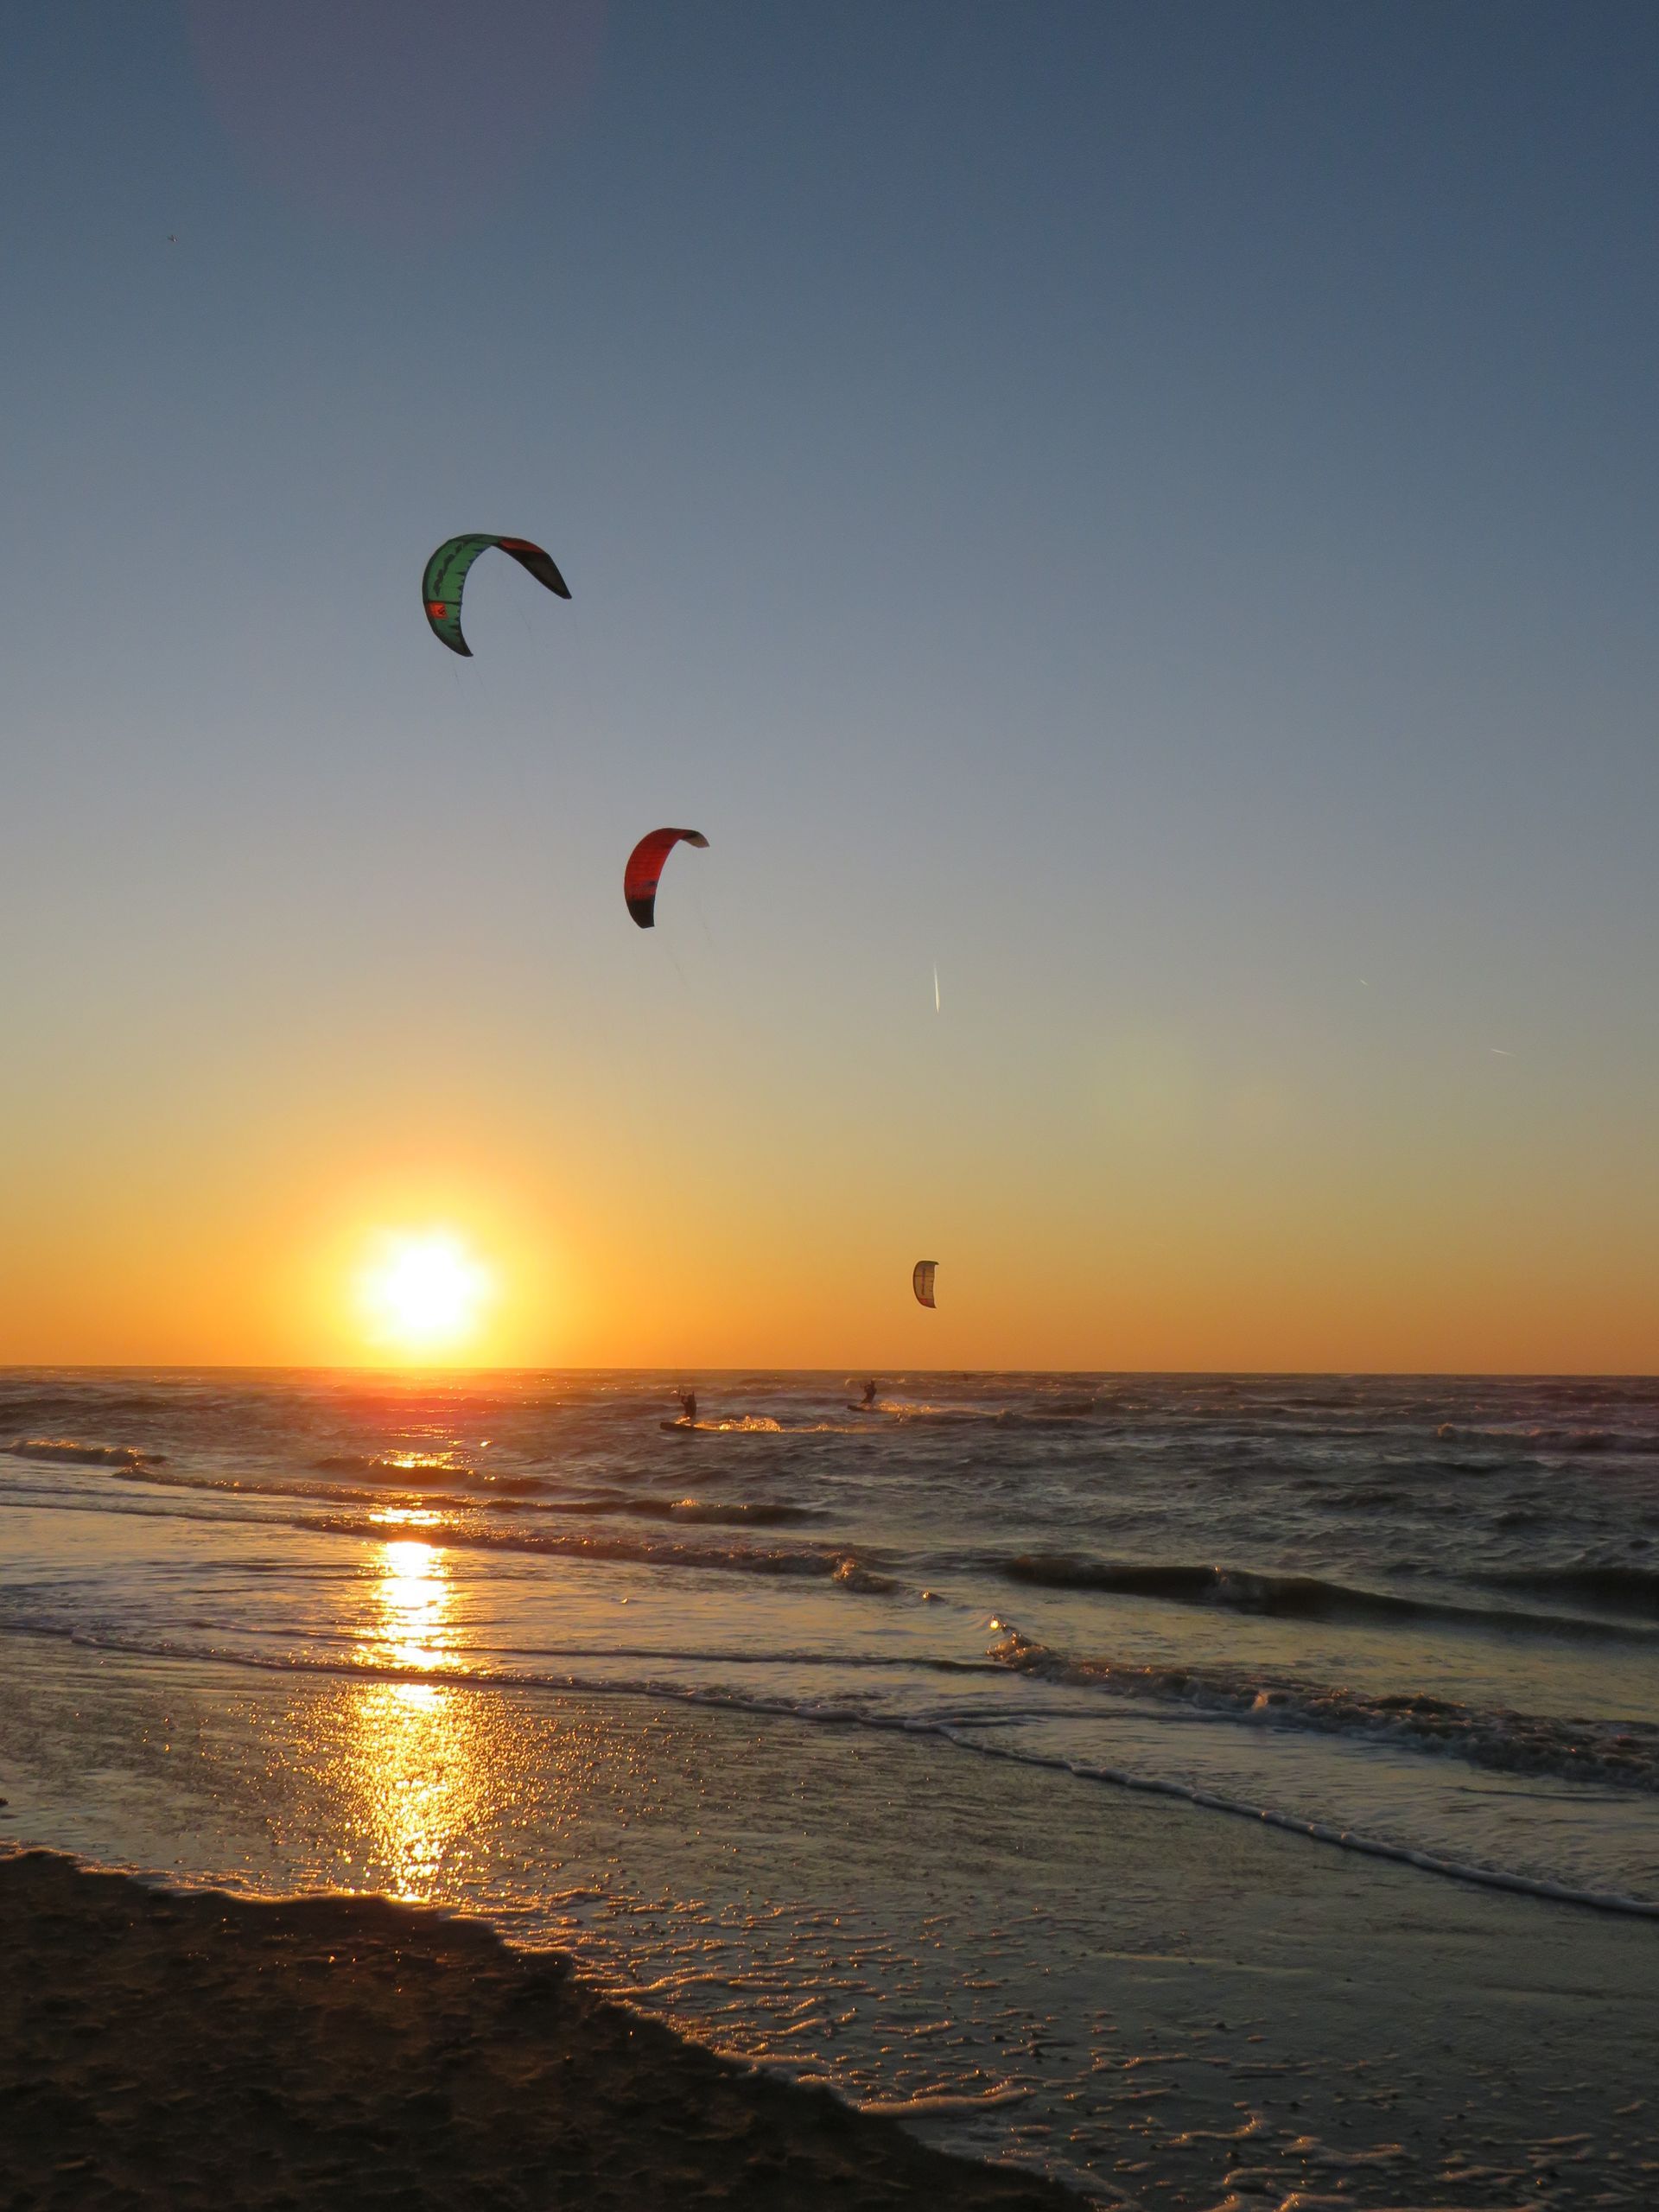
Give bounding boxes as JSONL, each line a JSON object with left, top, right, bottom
{"left": 342, "top": 1539, "right": 473, "bottom": 1897}
{"left": 374, "top": 1536, "right": 450, "bottom": 1671}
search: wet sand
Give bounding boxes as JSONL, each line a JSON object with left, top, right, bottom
{"left": 5, "top": 1644, "right": 1659, "bottom": 2204}
{"left": 0, "top": 1849, "right": 1080, "bottom": 2210}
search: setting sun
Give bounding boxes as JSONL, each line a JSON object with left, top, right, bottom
{"left": 357, "top": 1230, "right": 494, "bottom": 1356}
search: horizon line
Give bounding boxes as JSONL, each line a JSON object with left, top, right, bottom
{"left": 1, "top": 1363, "right": 1654, "bottom": 1382}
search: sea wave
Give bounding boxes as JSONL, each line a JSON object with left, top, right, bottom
{"left": 0, "top": 1391, "right": 179, "bottom": 1425}
{"left": 998, "top": 1552, "right": 1656, "bottom": 1640}
{"left": 3, "top": 1439, "right": 164, "bottom": 1470}
{"left": 590, "top": 1496, "right": 827, "bottom": 1527}
{"left": 1535, "top": 1378, "right": 1659, "bottom": 1406}
{"left": 95, "top": 1459, "right": 824, "bottom": 1528}
{"left": 104, "top": 1463, "right": 480, "bottom": 1513}
{"left": 310, "top": 1452, "right": 474, "bottom": 1480}
{"left": 300, "top": 1510, "right": 901, "bottom": 1592}
{"left": 988, "top": 1627, "right": 1659, "bottom": 1792}
{"left": 1435, "top": 1421, "right": 1659, "bottom": 1457}
{"left": 1469, "top": 1562, "right": 1659, "bottom": 1623}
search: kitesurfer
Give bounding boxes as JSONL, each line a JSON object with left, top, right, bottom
{"left": 678, "top": 1389, "right": 697, "bottom": 1427}
{"left": 861, "top": 1380, "right": 879, "bottom": 1408}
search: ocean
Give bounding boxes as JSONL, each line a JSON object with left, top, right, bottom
{"left": 3, "top": 1368, "right": 1657, "bottom": 2201}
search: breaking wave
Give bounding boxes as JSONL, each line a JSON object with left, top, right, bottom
{"left": 989, "top": 1627, "right": 1659, "bottom": 1793}
{"left": 3, "top": 1439, "right": 164, "bottom": 1470}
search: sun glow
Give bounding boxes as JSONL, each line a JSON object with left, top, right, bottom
{"left": 357, "top": 1229, "right": 494, "bottom": 1355}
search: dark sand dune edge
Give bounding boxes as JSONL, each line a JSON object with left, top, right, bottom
{"left": 0, "top": 1850, "right": 1082, "bottom": 2211}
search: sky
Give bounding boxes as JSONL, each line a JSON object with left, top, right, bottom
{"left": 1, "top": 0, "right": 1656, "bottom": 1371}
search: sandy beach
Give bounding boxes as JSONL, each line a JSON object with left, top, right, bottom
{"left": 0, "top": 1847, "right": 1081, "bottom": 2211}
{"left": 4, "top": 1632, "right": 1659, "bottom": 2207}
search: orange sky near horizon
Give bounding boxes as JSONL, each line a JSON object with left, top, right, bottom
{"left": 2, "top": 1028, "right": 1654, "bottom": 1371}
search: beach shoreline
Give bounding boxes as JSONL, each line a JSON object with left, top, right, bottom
{"left": 0, "top": 1847, "right": 1081, "bottom": 2210}
{"left": 4, "top": 1640, "right": 1659, "bottom": 2207}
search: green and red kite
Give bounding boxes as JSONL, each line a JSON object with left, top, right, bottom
{"left": 422, "top": 534, "right": 570, "bottom": 657}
